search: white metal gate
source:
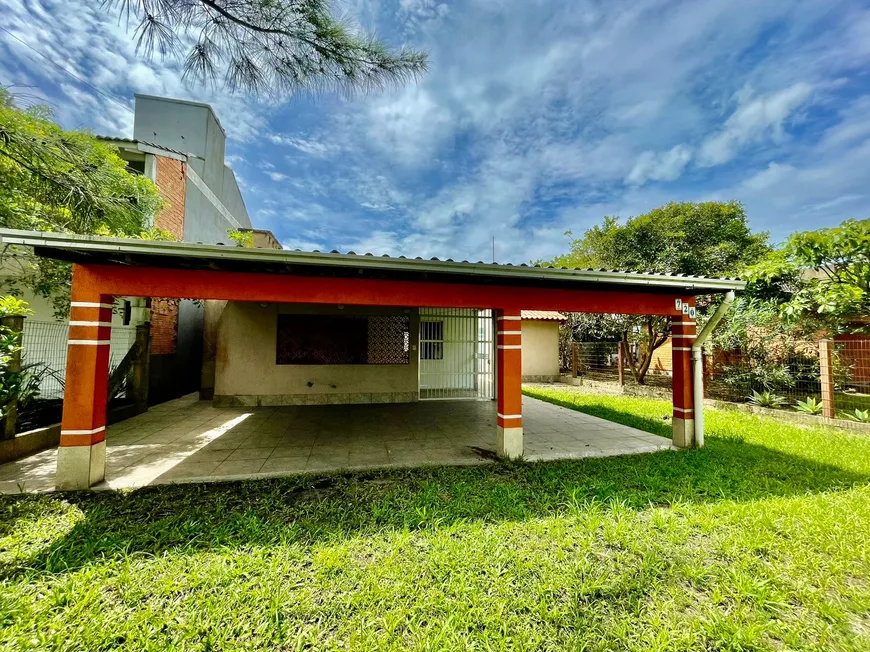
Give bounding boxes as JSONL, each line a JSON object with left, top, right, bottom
{"left": 419, "top": 308, "right": 494, "bottom": 400}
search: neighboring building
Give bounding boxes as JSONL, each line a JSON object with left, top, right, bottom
{"left": 102, "top": 94, "right": 253, "bottom": 402}
{"left": 1, "top": 94, "right": 252, "bottom": 404}
{"left": 520, "top": 311, "right": 566, "bottom": 382}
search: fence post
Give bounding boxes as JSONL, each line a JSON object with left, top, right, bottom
{"left": 572, "top": 343, "right": 578, "bottom": 378}
{"left": 819, "top": 339, "right": 836, "bottom": 419}
{"left": 1, "top": 315, "right": 25, "bottom": 440}
{"left": 617, "top": 341, "right": 625, "bottom": 386}
{"left": 130, "top": 322, "right": 151, "bottom": 414}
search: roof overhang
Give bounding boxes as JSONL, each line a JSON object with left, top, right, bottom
{"left": 0, "top": 230, "right": 745, "bottom": 295}
{"left": 96, "top": 136, "right": 188, "bottom": 162}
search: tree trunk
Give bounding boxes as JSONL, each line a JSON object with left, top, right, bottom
{"left": 622, "top": 317, "right": 670, "bottom": 385}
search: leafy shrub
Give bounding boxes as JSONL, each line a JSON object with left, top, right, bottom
{"left": 842, "top": 409, "right": 870, "bottom": 423}
{"left": 0, "top": 297, "right": 44, "bottom": 423}
{"left": 747, "top": 390, "right": 788, "bottom": 408}
{"left": 795, "top": 396, "right": 824, "bottom": 415}
{"left": 0, "top": 296, "right": 33, "bottom": 318}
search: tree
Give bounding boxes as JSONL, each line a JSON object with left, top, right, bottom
{"left": 0, "top": 90, "right": 166, "bottom": 316}
{"left": 104, "top": 0, "right": 428, "bottom": 95}
{"left": 743, "top": 217, "right": 870, "bottom": 332}
{"left": 550, "top": 201, "right": 770, "bottom": 384}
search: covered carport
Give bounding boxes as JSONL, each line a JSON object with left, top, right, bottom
{"left": 0, "top": 230, "right": 744, "bottom": 490}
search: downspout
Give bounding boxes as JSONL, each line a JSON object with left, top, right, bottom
{"left": 691, "top": 290, "right": 736, "bottom": 448}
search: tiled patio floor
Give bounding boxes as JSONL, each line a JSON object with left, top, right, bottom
{"left": 0, "top": 394, "right": 672, "bottom": 493}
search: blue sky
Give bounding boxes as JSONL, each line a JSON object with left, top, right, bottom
{"left": 2, "top": 0, "right": 870, "bottom": 264}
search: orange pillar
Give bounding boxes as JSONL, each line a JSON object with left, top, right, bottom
{"left": 56, "top": 270, "right": 113, "bottom": 490}
{"left": 671, "top": 301, "right": 696, "bottom": 448}
{"left": 496, "top": 309, "right": 523, "bottom": 458}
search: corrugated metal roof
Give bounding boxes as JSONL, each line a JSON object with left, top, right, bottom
{"left": 521, "top": 310, "right": 568, "bottom": 321}
{"left": 0, "top": 229, "right": 746, "bottom": 294}
{"left": 95, "top": 135, "right": 188, "bottom": 159}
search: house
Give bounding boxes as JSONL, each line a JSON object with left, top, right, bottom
{"left": 520, "top": 311, "right": 566, "bottom": 383}
{"left": 0, "top": 230, "right": 745, "bottom": 489}
{"left": 0, "top": 95, "right": 252, "bottom": 405}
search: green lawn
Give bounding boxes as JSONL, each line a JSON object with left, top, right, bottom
{"left": 2, "top": 390, "right": 870, "bottom": 651}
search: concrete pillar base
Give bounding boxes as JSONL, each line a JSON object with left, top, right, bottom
{"left": 55, "top": 441, "right": 106, "bottom": 490}
{"left": 672, "top": 417, "right": 695, "bottom": 449}
{"left": 497, "top": 426, "right": 523, "bottom": 459}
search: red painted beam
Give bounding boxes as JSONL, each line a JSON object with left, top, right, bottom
{"left": 74, "top": 264, "right": 688, "bottom": 316}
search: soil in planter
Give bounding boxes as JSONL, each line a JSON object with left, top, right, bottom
{"left": 16, "top": 399, "right": 63, "bottom": 433}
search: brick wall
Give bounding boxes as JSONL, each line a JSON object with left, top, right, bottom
{"left": 150, "top": 298, "right": 180, "bottom": 355}
{"left": 154, "top": 156, "right": 185, "bottom": 238}
{"left": 150, "top": 156, "right": 186, "bottom": 354}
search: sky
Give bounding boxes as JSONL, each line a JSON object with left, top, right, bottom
{"left": 2, "top": 0, "right": 870, "bottom": 265}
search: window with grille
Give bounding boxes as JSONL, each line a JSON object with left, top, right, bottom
{"left": 276, "top": 314, "right": 410, "bottom": 365}
{"left": 420, "top": 320, "right": 444, "bottom": 360}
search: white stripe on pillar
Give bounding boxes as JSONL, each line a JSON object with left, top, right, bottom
{"left": 70, "top": 302, "right": 114, "bottom": 309}
{"left": 61, "top": 426, "right": 106, "bottom": 435}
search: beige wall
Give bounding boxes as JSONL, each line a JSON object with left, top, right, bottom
{"left": 214, "top": 302, "right": 419, "bottom": 405}
{"left": 522, "top": 320, "right": 561, "bottom": 380}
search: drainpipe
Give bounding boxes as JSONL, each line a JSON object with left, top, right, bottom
{"left": 691, "top": 290, "right": 735, "bottom": 448}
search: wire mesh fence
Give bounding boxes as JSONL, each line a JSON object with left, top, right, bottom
{"left": 827, "top": 338, "right": 870, "bottom": 417}
{"left": 560, "top": 335, "right": 870, "bottom": 421}
{"left": 559, "top": 341, "right": 673, "bottom": 388}
{"left": 21, "top": 320, "right": 139, "bottom": 400}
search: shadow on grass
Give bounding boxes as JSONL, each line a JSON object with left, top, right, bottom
{"left": 2, "top": 402, "right": 869, "bottom": 581}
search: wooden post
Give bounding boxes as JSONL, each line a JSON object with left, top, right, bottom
{"left": 572, "top": 342, "right": 578, "bottom": 378}
{"left": 130, "top": 323, "right": 151, "bottom": 414}
{"left": 1, "top": 315, "right": 24, "bottom": 440}
{"left": 819, "top": 339, "right": 836, "bottom": 419}
{"left": 617, "top": 341, "right": 625, "bottom": 386}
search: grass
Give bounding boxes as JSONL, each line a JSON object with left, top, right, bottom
{"left": 1, "top": 389, "right": 869, "bottom": 651}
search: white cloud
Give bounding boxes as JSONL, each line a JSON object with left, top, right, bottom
{"left": 364, "top": 86, "right": 453, "bottom": 165}
{"left": 739, "top": 162, "right": 796, "bottom": 192}
{"left": 267, "top": 134, "right": 340, "bottom": 158}
{"left": 338, "top": 230, "right": 404, "bottom": 256}
{"left": 698, "top": 83, "right": 814, "bottom": 166}
{"left": 281, "top": 238, "right": 327, "bottom": 252}
{"left": 625, "top": 145, "right": 693, "bottom": 185}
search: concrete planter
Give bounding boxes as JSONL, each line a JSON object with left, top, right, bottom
{"left": 0, "top": 403, "right": 145, "bottom": 465}
{"left": 0, "top": 423, "right": 61, "bottom": 464}
{"left": 707, "top": 400, "right": 870, "bottom": 433}
{"left": 554, "top": 377, "right": 870, "bottom": 434}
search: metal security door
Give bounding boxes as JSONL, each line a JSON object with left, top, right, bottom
{"left": 419, "top": 308, "right": 494, "bottom": 400}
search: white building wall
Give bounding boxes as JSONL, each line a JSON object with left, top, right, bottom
{"left": 521, "top": 320, "right": 561, "bottom": 381}
{"left": 214, "top": 302, "right": 420, "bottom": 406}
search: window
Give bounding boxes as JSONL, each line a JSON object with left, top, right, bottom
{"left": 420, "top": 320, "right": 444, "bottom": 360}
{"left": 276, "top": 314, "right": 410, "bottom": 365}
{"left": 125, "top": 159, "right": 146, "bottom": 176}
